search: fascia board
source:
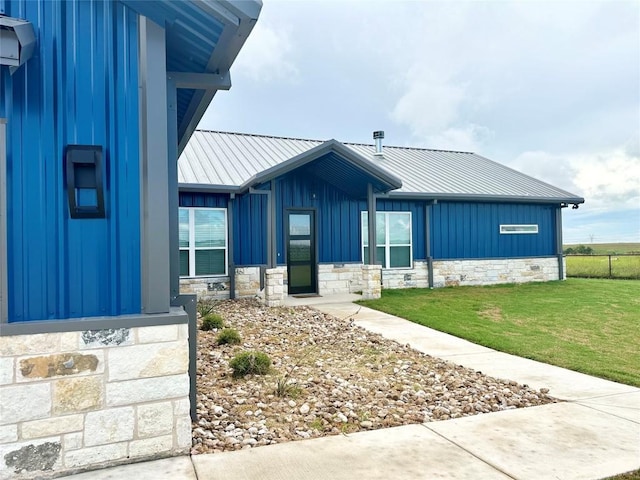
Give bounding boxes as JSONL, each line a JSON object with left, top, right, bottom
{"left": 179, "top": 183, "right": 239, "bottom": 194}
{"left": 388, "top": 191, "right": 585, "bottom": 204}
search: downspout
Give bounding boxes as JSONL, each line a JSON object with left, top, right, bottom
{"left": 556, "top": 205, "right": 565, "bottom": 280}
{"left": 228, "top": 194, "right": 236, "bottom": 299}
{"left": 166, "top": 77, "right": 180, "bottom": 302}
{"left": 367, "top": 183, "right": 377, "bottom": 266}
{"left": 425, "top": 201, "right": 434, "bottom": 288}
{"left": 0, "top": 119, "right": 7, "bottom": 323}
{"left": 270, "top": 179, "right": 277, "bottom": 268}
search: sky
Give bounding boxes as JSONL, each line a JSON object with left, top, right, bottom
{"left": 200, "top": 0, "right": 640, "bottom": 245}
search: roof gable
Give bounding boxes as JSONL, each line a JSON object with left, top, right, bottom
{"left": 243, "top": 140, "right": 402, "bottom": 195}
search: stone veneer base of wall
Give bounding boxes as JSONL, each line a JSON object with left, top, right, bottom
{"left": 180, "top": 257, "right": 563, "bottom": 301}
{"left": 0, "top": 319, "right": 192, "bottom": 480}
{"left": 382, "top": 257, "right": 562, "bottom": 289}
{"left": 431, "top": 257, "right": 563, "bottom": 287}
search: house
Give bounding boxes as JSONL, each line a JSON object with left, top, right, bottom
{"left": 177, "top": 130, "right": 584, "bottom": 303}
{"left": 0, "top": 1, "right": 260, "bottom": 477}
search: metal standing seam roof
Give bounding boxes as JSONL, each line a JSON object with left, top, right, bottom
{"left": 178, "top": 130, "right": 585, "bottom": 204}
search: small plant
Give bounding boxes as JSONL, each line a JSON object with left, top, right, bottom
{"left": 309, "top": 418, "right": 324, "bottom": 431}
{"left": 229, "top": 351, "right": 271, "bottom": 378}
{"left": 274, "top": 376, "right": 303, "bottom": 398}
{"left": 216, "top": 328, "right": 242, "bottom": 345}
{"left": 197, "top": 298, "right": 217, "bottom": 317}
{"left": 201, "top": 313, "right": 224, "bottom": 331}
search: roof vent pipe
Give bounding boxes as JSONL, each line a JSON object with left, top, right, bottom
{"left": 373, "top": 130, "right": 384, "bottom": 156}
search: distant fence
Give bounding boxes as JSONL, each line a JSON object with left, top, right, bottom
{"left": 565, "top": 254, "right": 640, "bottom": 280}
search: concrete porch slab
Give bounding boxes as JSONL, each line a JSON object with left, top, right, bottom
{"left": 425, "top": 402, "right": 640, "bottom": 480}
{"left": 59, "top": 456, "right": 197, "bottom": 480}
{"left": 191, "top": 424, "right": 511, "bottom": 480}
{"left": 284, "top": 294, "right": 363, "bottom": 308}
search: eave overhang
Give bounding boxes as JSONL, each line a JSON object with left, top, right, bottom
{"left": 120, "top": 0, "right": 261, "bottom": 153}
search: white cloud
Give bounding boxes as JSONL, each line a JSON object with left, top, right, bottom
{"left": 422, "top": 124, "right": 494, "bottom": 153}
{"left": 391, "top": 69, "right": 466, "bottom": 137}
{"left": 388, "top": 1, "right": 639, "bottom": 157}
{"left": 232, "top": 22, "right": 298, "bottom": 83}
{"left": 511, "top": 149, "right": 640, "bottom": 212}
{"left": 574, "top": 150, "right": 640, "bottom": 209}
{"left": 513, "top": 147, "right": 640, "bottom": 243}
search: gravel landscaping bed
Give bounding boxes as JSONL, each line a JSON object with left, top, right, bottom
{"left": 192, "top": 299, "right": 557, "bottom": 454}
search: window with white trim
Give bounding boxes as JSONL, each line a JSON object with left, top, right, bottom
{"left": 500, "top": 224, "right": 539, "bottom": 234}
{"left": 179, "top": 208, "right": 228, "bottom": 277}
{"left": 361, "top": 211, "right": 412, "bottom": 269}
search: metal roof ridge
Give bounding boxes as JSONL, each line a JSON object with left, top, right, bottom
{"left": 194, "top": 129, "right": 325, "bottom": 144}
{"left": 194, "top": 130, "right": 475, "bottom": 154}
{"left": 344, "top": 142, "right": 475, "bottom": 155}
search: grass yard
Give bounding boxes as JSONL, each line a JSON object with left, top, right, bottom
{"left": 565, "top": 255, "right": 640, "bottom": 279}
{"left": 358, "top": 279, "right": 640, "bottom": 387}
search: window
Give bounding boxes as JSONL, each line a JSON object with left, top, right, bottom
{"left": 361, "top": 211, "right": 412, "bottom": 269}
{"left": 500, "top": 224, "right": 539, "bottom": 234}
{"left": 179, "top": 208, "right": 227, "bottom": 277}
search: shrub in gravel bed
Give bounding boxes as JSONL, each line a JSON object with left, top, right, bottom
{"left": 201, "top": 313, "right": 224, "bottom": 331}
{"left": 230, "top": 351, "right": 271, "bottom": 377}
{"left": 197, "top": 298, "right": 218, "bottom": 318}
{"left": 216, "top": 328, "right": 242, "bottom": 345}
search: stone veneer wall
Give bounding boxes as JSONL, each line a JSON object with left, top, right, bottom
{"left": 381, "top": 261, "right": 430, "bottom": 289}
{"left": 179, "top": 267, "right": 262, "bottom": 300}
{"left": 432, "top": 257, "right": 561, "bottom": 287}
{"left": 361, "top": 265, "right": 382, "bottom": 299}
{"left": 382, "top": 257, "right": 561, "bottom": 289}
{"left": 264, "top": 268, "right": 286, "bottom": 307}
{"left": 317, "top": 263, "right": 364, "bottom": 295}
{"left": 179, "top": 258, "right": 563, "bottom": 301}
{"left": 0, "top": 324, "right": 191, "bottom": 479}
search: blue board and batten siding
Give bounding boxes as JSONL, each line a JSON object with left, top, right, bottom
{"left": 275, "top": 172, "right": 367, "bottom": 264}
{"left": 431, "top": 202, "right": 556, "bottom": 259}
{"left": 234, "top": 193, "right": 267, "bottom": 266}
{"left": 1, "top": 0, "right": 141, "bottom": 321}
{"left": 180, "top": 182, "right": 557, "bottom": 271}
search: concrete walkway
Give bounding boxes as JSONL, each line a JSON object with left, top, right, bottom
{"left": 63, "top": 295, "right": 640, "bottom": 480}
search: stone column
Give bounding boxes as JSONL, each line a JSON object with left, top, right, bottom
{"left": 264, "top": 268, "right": 285, "bottom": 307}
{"left": 362, "top": 264, "right": 382, "bottom": 299}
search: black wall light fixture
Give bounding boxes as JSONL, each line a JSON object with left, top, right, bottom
{"left": 64, "top": 145, "right": 106, "bottom": 219}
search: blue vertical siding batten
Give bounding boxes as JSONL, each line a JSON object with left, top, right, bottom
{"left": 234, "top": 192, "right": 267, "bottom": 265}
{"left": 0, "top": 0, "right": 141, "bottom": 321}
{"left": 430, "top": 202, "right": 555, "bottom": 259}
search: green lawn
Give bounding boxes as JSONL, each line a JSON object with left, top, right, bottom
{"left": 358, "top": 279, "right": 640, "bottom": 386}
